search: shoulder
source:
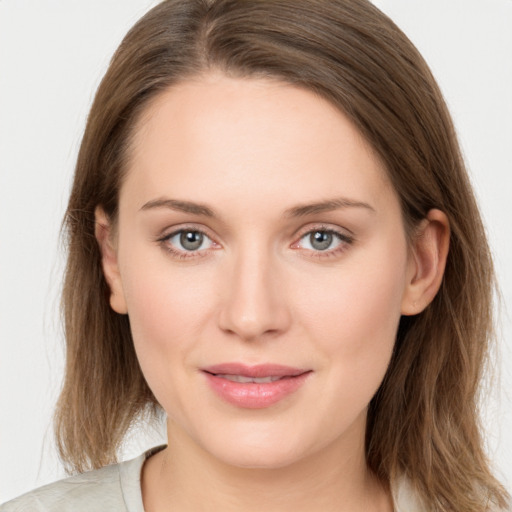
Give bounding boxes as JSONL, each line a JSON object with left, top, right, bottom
{"left": 0, "top": 452, "right": 148, "bottom": 512}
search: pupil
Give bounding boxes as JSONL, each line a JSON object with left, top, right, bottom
{"left": 311, "top": 231, "right": 332, "bottom": 251}
{"left": 180, "top": 231, "right": 203, "bottom": 251}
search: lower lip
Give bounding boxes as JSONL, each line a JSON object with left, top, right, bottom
{"left": 203, "top": 372, "right": 311, "bottom": 409}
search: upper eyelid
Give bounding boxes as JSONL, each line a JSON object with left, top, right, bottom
{"left": 158, "top": 224, "right": 216, "bottom": 241}
{"left": 294, "top": 223, "right": 355, "bottom": 240}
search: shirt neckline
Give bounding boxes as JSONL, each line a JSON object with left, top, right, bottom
{"left": 119, "top": 445, "right": 423, "bottom": 512}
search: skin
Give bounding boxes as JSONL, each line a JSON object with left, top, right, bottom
{"left": 96, "top": 73, "right": 449, "bottom": 512}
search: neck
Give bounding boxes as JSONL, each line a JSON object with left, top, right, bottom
{"left": 141, "top": 416, "right": 393, "bottom": 512}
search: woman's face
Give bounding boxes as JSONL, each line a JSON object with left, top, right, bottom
{"left": 105, "top": 74, "right": 417, "bottom": 469}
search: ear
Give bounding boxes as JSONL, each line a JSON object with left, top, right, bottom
{"left": 401, "top": 209, "right": 450, "bottom": 316}
{"left": 94, "top": 207, "right": 128, "bottom": 314}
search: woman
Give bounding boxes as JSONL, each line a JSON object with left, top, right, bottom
{"left": 2, "top": 0, "right": 510, "bottom": 510}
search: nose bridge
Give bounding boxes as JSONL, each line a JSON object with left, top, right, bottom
{"left": 218, "top": 240, "right": 290, "bottom": 340}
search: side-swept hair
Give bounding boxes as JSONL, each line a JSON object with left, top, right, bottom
{"left": 55, "top": 1, "right": 509, "bottom": 510}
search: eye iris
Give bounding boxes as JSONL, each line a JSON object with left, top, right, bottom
{"left": 180, "top": 231, "right": 203, "bottom": 251}
{"left": 310, "top": 231, "right": 333, "bottom": 251}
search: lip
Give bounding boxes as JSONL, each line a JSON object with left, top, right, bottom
{"left": 202, "top": 363, "right": 311, "bottom": 409}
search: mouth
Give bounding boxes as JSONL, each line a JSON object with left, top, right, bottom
{"left": 203, "top": 363, "right": 309, "bottom": 378}
{"left": 211, "top": 374, "right": 285, "bottom": 383}
{"left": 201, "top": 363, "right": 312, "bottom": 409}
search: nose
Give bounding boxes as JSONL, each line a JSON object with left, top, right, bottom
{"left": 217, "top": 247, "right": 291, "bottom": 341}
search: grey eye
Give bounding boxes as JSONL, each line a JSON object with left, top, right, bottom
{"left": 179, "top": 231, "right": 204, "bottom": 251}
{"left": 308, "top": 231, "right": 334, "bottom": 251}
{"left": 163, "top": 229, "right": 215, "bottom": 255}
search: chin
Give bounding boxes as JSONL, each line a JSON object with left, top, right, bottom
{"left": 195, "top": 423, "right": 316, "bottom": 470}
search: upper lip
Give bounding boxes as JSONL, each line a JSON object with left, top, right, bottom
{"left": 202, "top": 363, "right": 309, "bottom": 378}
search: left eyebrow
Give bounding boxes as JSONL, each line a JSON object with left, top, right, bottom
{"left": 284, "top": 197, "right": 376, "bottom": 217}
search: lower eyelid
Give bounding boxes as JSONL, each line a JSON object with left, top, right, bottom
{"left": 162, "top": 245, "right": 211, "bottom": 259}
{"left": 302, "top": 238, "right": 353, "bottom": 259}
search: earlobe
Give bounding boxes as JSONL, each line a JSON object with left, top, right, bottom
{"left": 401, "top": 209, "right": 450, "bottom": 316}
{"left": 94, "top": 207, "right": 128, "bottom": 315}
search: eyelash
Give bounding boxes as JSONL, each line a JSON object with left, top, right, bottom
{"left": 156, "top": 225, "right": 354, "bottom": 261}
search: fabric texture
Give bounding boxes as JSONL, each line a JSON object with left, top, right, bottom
{"left": 0, "top": 447, "right": 431, "bottom": 511}
{"left": 0, "top": 451, "right": 148, "bottom": 512}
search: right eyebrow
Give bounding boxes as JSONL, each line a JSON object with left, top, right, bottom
{"left": 139, "top": 198, "right": 215, "bottom": 217}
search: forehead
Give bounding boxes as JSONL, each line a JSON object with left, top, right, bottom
{"left": 121, "top": 73, "right": 394, "bottom": 213}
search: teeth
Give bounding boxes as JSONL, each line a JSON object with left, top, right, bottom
{"left": 216, "top": 374, "right": 283, "bottom": 383}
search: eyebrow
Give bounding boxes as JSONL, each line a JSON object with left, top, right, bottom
{"left": 140, "top": 198, "right": 215, "bottom": 217}
{"left": 284, "top": 197, "right": 375, "bottom": 217}
{"left": 139, "top": 196, "right": 375, "bottom": 218}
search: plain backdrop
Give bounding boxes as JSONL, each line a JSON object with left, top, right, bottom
{"left": 1, "top": 0, "right": 511, "bottom": 503}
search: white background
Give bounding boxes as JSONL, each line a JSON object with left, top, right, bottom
{"left": 1, "top": 0, "right": 511, "bottom": 503}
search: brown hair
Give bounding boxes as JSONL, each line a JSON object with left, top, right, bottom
{"left": 55, "top": 0, "right": 509, "bottom": 510}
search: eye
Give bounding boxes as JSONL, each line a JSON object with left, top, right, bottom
{"left": 303, "top": 231, "right": 337, "bottom": 251}
{"left": 295, "top": 228, "right": 353, "bottom": 254}
{"left": 164, "top": 229, "right": 215, "bottom": 252}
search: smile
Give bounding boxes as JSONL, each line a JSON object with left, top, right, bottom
{"left": 202, "top": 363, "right": 311, "bottom": 409}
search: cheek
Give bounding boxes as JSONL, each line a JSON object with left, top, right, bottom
{"left": 118, "top": 228, "right": 216, "bottom": 340}
{"left": 116, "top": 242, "right": 217, "bottom": 397}
{"left": 295, "top": 238, "right": 408, "bottom": 394}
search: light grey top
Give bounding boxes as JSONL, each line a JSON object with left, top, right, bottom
{"left": 0, "top": 449, "right": 152, "bottom": 512}
{"left": 0, "top": 447, "right": 427, "bottom": 511}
